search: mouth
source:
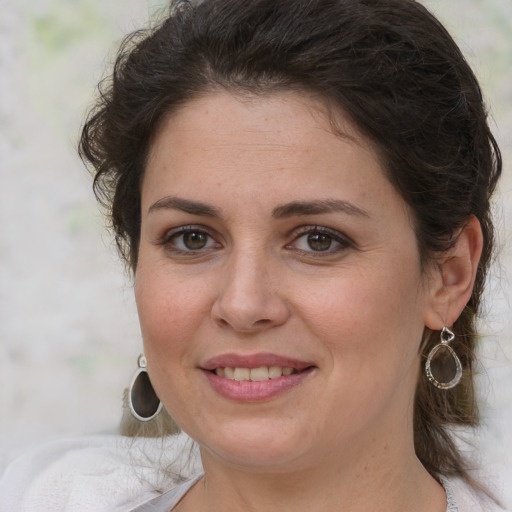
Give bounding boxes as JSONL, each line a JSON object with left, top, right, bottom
{"left": 201, "top": 354, "right": 316, "bottom": 401}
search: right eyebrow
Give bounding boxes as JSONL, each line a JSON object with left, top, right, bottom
{"left": 272, "top": 199, "right": 369, "bottom": 219}
{"left": 147, "top": 196, "right": 222, "bottom": 217}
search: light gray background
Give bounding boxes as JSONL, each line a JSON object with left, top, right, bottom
{"left": 1, "top": 0, "right": 511, "bottom": 504}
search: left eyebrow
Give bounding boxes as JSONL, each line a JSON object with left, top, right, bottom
{"left": 148, "top": 196, "right": 222, "bottom": 217}
{"left": 272, "top": 199, "right": 369, "bottom": 219}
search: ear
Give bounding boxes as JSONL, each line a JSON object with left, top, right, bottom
{"left": 423, "top": 215, "right": 483, "bottom": 330}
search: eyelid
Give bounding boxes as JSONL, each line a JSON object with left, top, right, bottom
{"left": 155, "top": 224, "right": 353, "bottom": 257}
{"left": 156, "top": 224, "right": 222, "bottom": 253}
{"left": 286, "top": 225, "right": 354, "bottom": 254}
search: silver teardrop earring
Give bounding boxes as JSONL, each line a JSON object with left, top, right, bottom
{"left": 128, "top": 354, "right": 163, "bottom": 421}
{"left": 425, "top": 327, "right": 463, "bottom": 390}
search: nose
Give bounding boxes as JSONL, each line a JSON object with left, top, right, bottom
{"left": 211, "top": 250, "right": 290, "bottom": 334}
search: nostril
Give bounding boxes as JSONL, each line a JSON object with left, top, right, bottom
{"left": 216, "top": 318, "right": 229, "bottom": 327}
{"left": 215, "top": 317, "right": 271, "bottom": 329}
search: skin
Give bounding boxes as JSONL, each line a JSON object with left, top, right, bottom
{"left": 135, "top": 90, "right": 482, "bottom": 511}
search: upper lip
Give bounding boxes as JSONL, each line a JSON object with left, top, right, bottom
{"left": 201, "top": 353, "right": 314, "bottom": 371}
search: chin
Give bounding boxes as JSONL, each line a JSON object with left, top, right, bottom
{"left": 191, "top": 418, "right": 313, "bottom": 471}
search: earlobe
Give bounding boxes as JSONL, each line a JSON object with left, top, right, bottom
{"left": 424, "top": 215, "right": 483, "bottom": 330}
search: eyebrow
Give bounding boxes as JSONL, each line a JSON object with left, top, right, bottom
{"left": 272, "top": 199, "right": 369, "bottom": 219}
{"left": 148, "top": 196, "right": 221, "bottom": 217}
{"left": 148, "top": 196, "right": 369, "bottom": 219}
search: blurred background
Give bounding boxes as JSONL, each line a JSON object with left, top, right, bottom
{"left": 1, "top": 0, "right": 511, "bottom": 503}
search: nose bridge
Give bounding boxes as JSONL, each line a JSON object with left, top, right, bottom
{"left": 212, "top": 243, "right": 288, "bottom": 332}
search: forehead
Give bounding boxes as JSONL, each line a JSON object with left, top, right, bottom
{"left": 152, "top": 89, "right": 365, "bottom": 145}
{"left": 144, "top": 90, "right": 383, "bottom": 195}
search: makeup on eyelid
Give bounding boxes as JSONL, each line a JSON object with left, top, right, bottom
{"left": 154, "top": 223, "right": 354, "bottom": 257}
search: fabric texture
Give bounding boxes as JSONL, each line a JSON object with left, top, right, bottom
{"left": 130, "top": 476, "right": 201, "bottom": 512}
{"left": 0, "top": 434, "right": 201, "bottom": 512}
{"left": 0, "top": 434, "right": 507, "bottom": 511}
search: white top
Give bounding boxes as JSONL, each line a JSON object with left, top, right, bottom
{"left": 131, "top": 475, "right": 504, "bottom": 512}
{"left": 0, "top": 435, "right": 507, "bottom": 512}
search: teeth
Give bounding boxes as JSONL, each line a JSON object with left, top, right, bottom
{"left": 214, "top": 366, "right": 297, "bottom": 381}
{"left": 268, "top": 366, "right": 282, "bottom": 379}
{"left": 233, "top": 368, "right": 250, "bottom": 381}
{"left": 250, "top": 367, "right": 269, "bottom": 381}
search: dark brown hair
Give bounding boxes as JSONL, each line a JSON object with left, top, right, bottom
{"left": 79, "top": 0, "right": 501, "bottom": 486}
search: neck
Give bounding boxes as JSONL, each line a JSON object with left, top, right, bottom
{"left": 179, "top": 433, "right": 446, "bottom": 512}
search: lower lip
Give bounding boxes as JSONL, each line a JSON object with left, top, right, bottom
{"left": 203, "top": 368, "right": 314, "bottom": 402}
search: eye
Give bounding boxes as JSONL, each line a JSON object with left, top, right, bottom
{"left": 288, "top": 227, "right": 351, "bottom": 255}
{"left": 180, "top": 231, "right": 209, "bottom": 250}
{"left": 301, "top": 232, "right": 334, "bottom": 252}
{"left": 160, "top": 226, "right": 220, "bottom": 254}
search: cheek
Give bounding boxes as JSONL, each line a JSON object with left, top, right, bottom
{"left": 134, "top": 272, "right": 197, "bottom": 410}
{"left": 134, "top": 265, "right": 218, "bottom": 393}
{"left": 135, "top": 270, "right": 182, "bottom": 360}
{"left": 297, "top": 259, "right": 426, "bottom": 366}
{"left": 301, "top": 267, "right": 425, "bottom": 423}
{"left": 137, "top": 262, "right": 204, "bottom": 332}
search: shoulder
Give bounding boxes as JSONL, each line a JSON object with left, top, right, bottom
{"left": 446, "top": 477, "right": 510, "bottom": 512}
{"left": 0, "top": 433, "right": 202, "bottom": 512}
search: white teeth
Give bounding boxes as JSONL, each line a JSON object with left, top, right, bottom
{"left": 268, "top": 366, "right": 282, "bottom": 379}
{"left": 250, "top": 367, "right": 269, "bottom": 381}
{"left": 214, "top": 366, "right": 297, "bottom": 381}
{"left": 233, "top": 368, "right": 250, "bottom": 381}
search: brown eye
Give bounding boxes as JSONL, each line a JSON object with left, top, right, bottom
{"left": 182, "top": 231, "right": 208, "bottom": 250}
{"left": 307, "top": 233, "right": 333, "bottom": 251}
{"left": 289, "top": 227, "right": 351, "bottom": 256}
{"left": 163, "top": 227, "right": 219, "bottom": 254}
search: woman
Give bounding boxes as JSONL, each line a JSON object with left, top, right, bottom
{"left": 0, "top": 0, "right": 506, "bottom": 510}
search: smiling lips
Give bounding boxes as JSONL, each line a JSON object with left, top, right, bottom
{"left": 202, "top": 354, "right": 314, "bottom": 401}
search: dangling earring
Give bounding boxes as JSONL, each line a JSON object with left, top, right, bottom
{"left": 425, "top": 327, "right": 463, "bottom": 390}
{"left": 128, "top": 354, "right": 163, "bottom": 421}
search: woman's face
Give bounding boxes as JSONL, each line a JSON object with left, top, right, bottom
{"left": 136, "top": 91, "right": 438, "bottom": 473}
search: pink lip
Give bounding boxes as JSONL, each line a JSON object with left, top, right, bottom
{"left": 200, "top": 353, "right": 316, "bottom": 402}
{"left": 203, "top": 368, "right": 314, "bottom": 402}
{"left": 201, "top": 352, "right": 313, "bottom": 371}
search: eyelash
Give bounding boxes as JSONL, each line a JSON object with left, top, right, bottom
{"left": 286, "top": 226, "right": 352, "bottom": 257}
{"left": 157, "top": 225, "right": 353, "bottom": 257}
{"left": 158, "top": 225, "right": 221, "bottom": 256}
